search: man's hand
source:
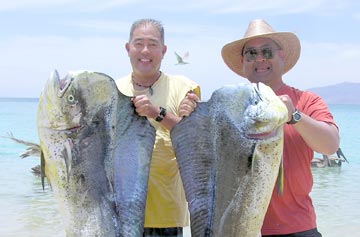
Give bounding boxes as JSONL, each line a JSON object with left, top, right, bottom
{"left": 132, "top": 95, "right": 158, "bottom": 119}
{"left": 278, "top": 94, "right": 295, "bottom": 123}
{"left": 179, "top": 91, "right": 200, "bottom": 117}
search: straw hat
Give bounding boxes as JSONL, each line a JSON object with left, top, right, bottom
{"left": 221, "top": 19, "right": 301, "bottom": 78}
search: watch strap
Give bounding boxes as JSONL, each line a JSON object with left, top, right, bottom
{"left": 287, "top": 109, "right": 301, "bottom": 125}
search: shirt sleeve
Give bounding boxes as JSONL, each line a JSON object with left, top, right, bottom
{"left": 300, "top": 90, "right": 338, "bottom": 129}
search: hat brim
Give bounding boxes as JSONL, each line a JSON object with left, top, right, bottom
{"left": 221, "top": 32, "right": 301, "bottom": 78}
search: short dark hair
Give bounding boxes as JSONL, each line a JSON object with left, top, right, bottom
{"left": 129, "top": 18, "right": 165, "bottom": 44}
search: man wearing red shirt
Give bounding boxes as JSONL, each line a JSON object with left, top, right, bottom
{"left": 221, "top": 19, "right": 339, "bottom": 236}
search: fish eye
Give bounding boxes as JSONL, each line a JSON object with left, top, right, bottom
{"left": 67, "top": 94, "right": 75, "bottom": 103}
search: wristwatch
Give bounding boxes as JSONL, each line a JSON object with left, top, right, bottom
{"left": 155, "top": 107, "right": 167, "bottom": 122}
{"left": 287, "top": 109, "right": 302, "bottom": 125}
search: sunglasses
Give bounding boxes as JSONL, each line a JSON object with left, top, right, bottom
{"left": 243, "top": 47, "right": 280, "bottom": 62}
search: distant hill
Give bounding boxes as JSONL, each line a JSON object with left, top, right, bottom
{"left": 307, "top": 82, "right": 360, "bottom": 105}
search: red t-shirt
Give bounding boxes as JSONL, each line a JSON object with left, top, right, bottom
{"left": 261, "top": 84, "right": 337, "bottom": 235}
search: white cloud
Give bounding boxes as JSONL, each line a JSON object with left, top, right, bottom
{"left": 0, "top": 0, "right": 72, "bottom": 11}
{"left": 210, "top": 0, "right": 325, "bottom": 14}
{"left": 0, "top": 0, "right": 133, "bottom": 11}
{"left": 62, "top": 20, "right": 131, "bottom": 34}
{"left": 146, "top": 0, "right": 350, "bottom": 15}
{"left": 0, "top": 0, "right": 357, "bottom": 13}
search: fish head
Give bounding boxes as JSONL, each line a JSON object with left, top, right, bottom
{"left": 242, "top": 82, "right": 288, "bottom": 139}
{"left": 209, "top": 82, "right": 287, "bottom": 140}
{"left": 38, "top": 70, "right": 117, "bottom": 132}
{"left": 37, "top": 70, "right": 81, "bottom": 131}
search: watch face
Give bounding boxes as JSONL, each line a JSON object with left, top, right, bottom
{"left": 287, "top": 110, "right": 302, "bottom": 124}
{"left": 294, "top": 111, "right": 301, "bottom": 121}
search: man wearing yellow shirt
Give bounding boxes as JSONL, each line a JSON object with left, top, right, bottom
{"left": 116, "top": 18, "right": 200, "bottom": 237}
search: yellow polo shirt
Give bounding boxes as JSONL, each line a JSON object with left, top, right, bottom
{"left": 116, "top": 72, "right": 200, "bottom": 227}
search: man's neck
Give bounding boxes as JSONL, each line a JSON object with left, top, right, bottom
{"left": 131, "top": 71, "right": 161, "bottom": 87}
{"left": 264, "top": 79, "right": 285, "bottom": 92}
{"left": 132, "top": 71, "right": 161, "bottom": 87}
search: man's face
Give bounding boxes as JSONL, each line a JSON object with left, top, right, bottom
{"left": 242, "top": 37, "right": 285, "bottom": 86}
{"left": 126, "top": 24, "right": 167, "bottom": 78}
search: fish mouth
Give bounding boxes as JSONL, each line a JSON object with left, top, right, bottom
{"left": 51, "top": 70, "right": 73, "bottom": 98}
{"left": 54, "top": 125, "right": 83, "bottom": 133}
{"left": 245, "top": 128, "right": 279, "bottom": 140}
{"left": 67, "top": 125, "right": 83, "bottom": 132}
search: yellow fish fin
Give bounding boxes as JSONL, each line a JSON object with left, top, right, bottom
{"left": 276, "top": 156, "right": 284, "bottom": 195}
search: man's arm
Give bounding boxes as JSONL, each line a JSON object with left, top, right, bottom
{"left": 131, "top": 92, "right": 200, "bottom": 131}
{"left": 279, "top": 94, "right": 339, "bottom": 155}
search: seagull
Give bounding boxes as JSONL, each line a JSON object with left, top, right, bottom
{"left": 175, "top": 51, "right": 189, "bottom": 65}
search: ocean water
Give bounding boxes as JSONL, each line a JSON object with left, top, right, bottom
{"left": 0, "top": 99, "right": 359, "bottom": 237}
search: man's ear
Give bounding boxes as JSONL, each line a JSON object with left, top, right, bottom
{"left": 162, "top": 45, "right": 167, "bottom": 57}
{"left": 125, "top": 43, "right": 130, "bottom": 55}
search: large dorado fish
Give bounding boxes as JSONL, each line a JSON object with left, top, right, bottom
{"left": 171, "top": 82, "right": 288, "bottom": 237}
{"left": 37, "top": 70, "right": 155, "bottom": 236}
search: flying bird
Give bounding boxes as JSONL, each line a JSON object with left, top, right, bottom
{"left": 175, "top": 51, "right": 189, "bottom": 65}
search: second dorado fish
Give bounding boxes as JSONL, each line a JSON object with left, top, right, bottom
{"left": 171, "top": 82, "right": 288, "bottom": 237}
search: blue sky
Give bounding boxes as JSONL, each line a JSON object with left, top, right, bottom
{"left": 1, "top": 0, "right": 359, "bottom": 100}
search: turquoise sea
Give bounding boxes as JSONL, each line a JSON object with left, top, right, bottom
{"left": 0, "top": 98, "right": 359, "bottom": 237}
